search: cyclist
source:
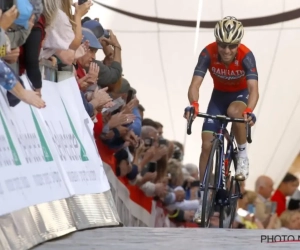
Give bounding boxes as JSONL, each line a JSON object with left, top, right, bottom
{"left": 184, "top": 16, "right": 259, "bottom": 223}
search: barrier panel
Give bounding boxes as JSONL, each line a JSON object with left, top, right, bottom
{"left": 103, "top": 152, "right": 199, "bottom": 228}
{"left": 0, "top": 60, "right": 196, "bottom": 249}
{"left": 0, "top": 69, "right": 121, "bottom": 250}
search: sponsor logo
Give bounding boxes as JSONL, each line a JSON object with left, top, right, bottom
{"left": 211, "top": 67, "right": 245, "bottom": 81}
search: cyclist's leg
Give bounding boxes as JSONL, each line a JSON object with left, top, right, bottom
{"left": 194, "top": 90, "right": 227, "bottom": 223}
{"left": 199, "top": 91, "right": 227, "bottom": 183}
{"left": 226, "top": 89, "right": 249, "bottom": 181}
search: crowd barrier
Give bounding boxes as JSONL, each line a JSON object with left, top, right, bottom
{"left": 0, "top": 63, "right": 121, "bottom": 250}
{"left": 103, "top": 155, "right": 198, "bottom": 228}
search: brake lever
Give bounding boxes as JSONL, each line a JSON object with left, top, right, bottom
{"left": 187, "top": 107, "right": 195, "bottom": 135}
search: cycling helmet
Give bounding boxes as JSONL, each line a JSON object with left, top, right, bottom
{"left": 214, "top": 16, "right": 244, "bottom": 44}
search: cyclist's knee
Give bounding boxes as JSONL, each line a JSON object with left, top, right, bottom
{"left": 227, "top": 104, "right": 244, "bottom": 118}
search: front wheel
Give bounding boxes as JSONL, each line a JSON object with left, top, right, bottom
{"left": 200, "top": 139, "right": 220, "bottom": 228}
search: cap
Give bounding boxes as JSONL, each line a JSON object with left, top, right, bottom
{"left": 82, "top": 20, "right": 106, "bottom": 39}
{"left": 117, "top": 78, "right": 136, "bottom": 95}
{"left": 82, "top": 27, "right": 102, "bottom": 49}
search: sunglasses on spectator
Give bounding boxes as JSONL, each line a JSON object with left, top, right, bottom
{"left": 217, "top": 42, "right": 238, "bottom": 50}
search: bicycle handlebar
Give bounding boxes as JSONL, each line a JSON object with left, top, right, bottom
{"left": 186, "top": 107, "right": 252, "bottom": 143}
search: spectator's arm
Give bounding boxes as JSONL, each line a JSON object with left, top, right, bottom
{"left": 139, "top": 181, "right": 156, "bottom": 197}
{"left": 80, "top": 91, "right": 94, "bottom": 117}
{"left": 127, "top": 107, "right": 141, "bottom": 136}
{"left": 95, "top": 60, "right": 122, "bottom": 86}
{"left": 166, "top": 199, "right": 199, "bottom": 211}
{"left": 69, "top": 16, "right": 82, "bottom": 50}
{"left": 23, "top": 27, "right": 43, "bottom": 89}
{"left": 55, "top": 49, "right": 75, "bottom": 65}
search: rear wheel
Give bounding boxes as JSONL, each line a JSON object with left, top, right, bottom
{"left": 200, "top": 139, "right": 220, "bottom": 228}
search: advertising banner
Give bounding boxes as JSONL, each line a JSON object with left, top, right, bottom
{"left": 0, "top": 89, "right": 69, "bottom": 216}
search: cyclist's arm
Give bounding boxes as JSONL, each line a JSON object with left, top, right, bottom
{"left": 242, "top": 51, "right": 259, "bottom": 111}
{"left": 188, "top": 48, "right": 210, "bottom": 104}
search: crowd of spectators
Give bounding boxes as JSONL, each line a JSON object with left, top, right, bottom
{"left": 1, "top": 0, "right": 300, "bottom": 230}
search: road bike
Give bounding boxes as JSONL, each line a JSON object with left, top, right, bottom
{"left": 186, "top": 107, "right": 252, "bottom": 228}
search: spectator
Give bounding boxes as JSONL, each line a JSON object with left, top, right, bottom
{"left": 137, "top": 104, "right": 145, "bottom": 119}
{"left": 271, "top": 173, "right": 299, "bottom": 216}
{"left": 155, "top": 121, "right": 163, "bottom": 137}
{"left": 254, "top": 175, "right": 280, "bottom": 229}
{"left": 279, "top": 210, "right": 300, "bottom": 230}
{"left": 184, "top": 163, "right": 199, "bottom": 179}
{"left": 82, "top": 19, "right": 122, "bottom": 89}
{"left": 288, "top": 189, "right": 300, "bottom": 210}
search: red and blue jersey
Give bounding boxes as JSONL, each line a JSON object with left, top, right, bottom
{"left": 193, "top": 42, "right": 258, "bottom": 92}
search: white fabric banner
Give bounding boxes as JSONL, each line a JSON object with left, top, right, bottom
{"left": 22, "top": 76, "right": 109, "bottom": 195}
{"left": 0, "top": 76, "right": 110, "bottom": 215}
{"left": 0, "top": 90, "right": 69, "bottom": 216}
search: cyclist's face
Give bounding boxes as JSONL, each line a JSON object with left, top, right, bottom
{"left": 217, "top": 42, "right": 239, "bottom": 63}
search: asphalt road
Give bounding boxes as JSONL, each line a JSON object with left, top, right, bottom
{"left": 34, "top": 227, "right": 300, "bottom": 250}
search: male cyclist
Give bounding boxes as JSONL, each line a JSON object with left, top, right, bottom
{"left": 184, "top": 16, "right": 259, "bottom": 223}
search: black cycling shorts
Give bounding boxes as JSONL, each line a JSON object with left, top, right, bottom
{"left": 202, "top": 88, "right": 249, "bottom": 133}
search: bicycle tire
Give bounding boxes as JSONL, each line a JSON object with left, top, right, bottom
{"left": 227, "top": 152, "right": 240, "bottom": 228}
{"left": 228, "top": 177, "right": 239, "bottom": 227}
{"left": 200, "top": 139, "right": 220, "bottom": 228}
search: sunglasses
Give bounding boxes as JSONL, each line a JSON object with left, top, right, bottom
{"left": 217, "top": 42, "right": 238, "bottom": 50}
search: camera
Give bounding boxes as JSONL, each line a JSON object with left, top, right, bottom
{"left": 144, "top": 138, "right": 153, "bottom": 147}
{"left": 172, "top": 145, "right": 183, "bottom": 161}
{"left": 159, "top": 138, "right": 168, "bottom": 146}
{"left": 78, "top": 0, "right": 88, "bottom": 5}
{"left": 103, "top": 29, "right": 110, "bottom": 39}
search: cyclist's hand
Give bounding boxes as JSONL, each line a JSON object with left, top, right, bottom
{"left": 184, "top": 102, "right": 199, "bottom": 120}
{"left": 243, "top": 107, "right": 256, "bottom": 126}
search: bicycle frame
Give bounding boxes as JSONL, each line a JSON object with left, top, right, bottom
{"left": 187, "top": 109, "right": 252, "bottom": 205}
{"left": 201, "top": 121, "right": 237, "bottom": 202}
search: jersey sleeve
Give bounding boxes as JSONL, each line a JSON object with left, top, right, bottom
{"left": 193, "top": 48, "right": 211, "bottom": 77}
{"left": 242, "top": 51, "right": 258, "bottom": 80}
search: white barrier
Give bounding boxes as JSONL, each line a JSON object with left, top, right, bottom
{"left": 0, "top": 76, "right": 121, "bottom": 250}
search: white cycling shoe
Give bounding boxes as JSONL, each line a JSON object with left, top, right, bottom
{"left": 193, "top": 198, "right": 203, "bottom": 224}
{"left": 235, "top": 157, "right": 249, "bottom": 181}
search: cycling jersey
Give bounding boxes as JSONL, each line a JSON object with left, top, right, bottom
{"left": 193, "top": 42, "right": 258, "bottom": 92}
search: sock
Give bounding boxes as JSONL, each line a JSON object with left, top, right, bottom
{"left": 237, "top": 143, "right": 247, "bottom": 158}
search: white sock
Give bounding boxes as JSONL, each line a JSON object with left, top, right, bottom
{"left": 237, "top": 143, "right": 247, "bottom": 158}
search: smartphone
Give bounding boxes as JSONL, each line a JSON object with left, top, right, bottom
{"left": 144, "top": 138, "right": 153, "bottom": 147}
{"left": 140, "top": 163, "right": 156, "bottom": 176}
{"left": 247, "top": 204, "right": 256, "bottom": 215}
{"left": 78, "top": 0, "right": 88, "bottom": 5}
{"left": 103, "top": 29, "right": 110, "bottom": 39}
{"left": 126, "top": 89, "right": 133, "bottom": 104}
{"left": 0, "top": 0, "right": 14, "bottom": 12}
{"left": 148, "top": 162, "right": 156, "bottom": 173}
{"left": 271, "top": 202, "right": 277, "bottom": 214}
{"left": 159, "top": 138, "right": 167, "bottom": 146}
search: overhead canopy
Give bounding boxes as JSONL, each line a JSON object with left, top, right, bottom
{"left": 89, "top": 0, "right": 300, "bottom": 190}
